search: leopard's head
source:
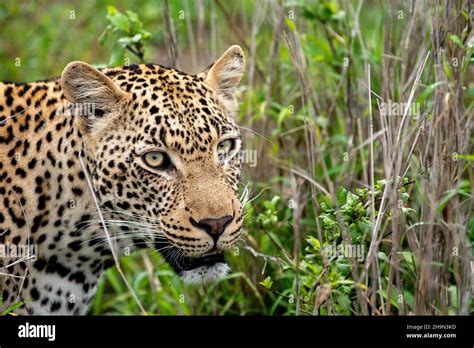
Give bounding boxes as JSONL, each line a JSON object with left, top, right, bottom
{"left": 60, "top": 46, "right": 246, "bottom": 283}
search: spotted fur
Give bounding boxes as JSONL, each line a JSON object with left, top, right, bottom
{"left": 0, "top": 46, "right": 246, "bottom": 314}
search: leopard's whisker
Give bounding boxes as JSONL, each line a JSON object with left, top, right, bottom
{"left": 79, "top": 232, "right": 153, "bottom": 246}
{"left": 80, "top": 229, "right": 168, "bottom": 247}
{"left": 101, "top": 209, "right": 162, "bottom": 223}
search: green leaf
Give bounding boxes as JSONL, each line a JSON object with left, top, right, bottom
{"left": 401, "top": 207, "right": 416, "bottom": 216}
{"left": 107, "top": 5, "right": 118, "bottom": 15}
{"left": 306, "top": 236, "right": 321, "bottom": 251}
{"left": 126, "top": 10, "right": 140, "bottom": 23}
{"left": 337, "top": 294, "right": 351, "bottom": 311}
{"left": 356, "top": 219, "right": 371, "bottom": 234}
{"left": 336, "top": 187, "right": 347, "bottom": 206}
{"left": 141, "top": 30, "right": 151, "bottom": 40}
{"left": 117, "top": 34, "right": 142, "bottom": 46}
{"left": 346, "top": 191, "right": 359, "bottom": 205}
{"left": 285, "top": 18, "right": 296, "bottom": 32}
{"left": 403, "top": 289, "right": 414, "bottom": 309}
{"left": 332, "top": 10, "right": 346, "bottom": 20}
{"left": 259, "top": 276, "right": 274, "bottom": 289}
{"left": 98, "top": 25, "right": 113, "bottom": 46}
{"left": 107, "top": 12, "right": 130, "bottom": 33}
{"left": 109, "top": 44, "right": 125, "bottom": 66}
{"left": 378, "top": 251, "right": 389, "bottom": 262}
{"left": 437, "top": 181, "right": 471, "bottom": 213}
{"left": 449, "top": 34, "right": 464, "bottom": 48}
{"left": 418, "top": 81, "right": 445, "bottom": 104}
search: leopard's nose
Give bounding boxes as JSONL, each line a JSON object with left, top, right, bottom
{"left": 190, "top": 215, "right": 233, "bottom": 242}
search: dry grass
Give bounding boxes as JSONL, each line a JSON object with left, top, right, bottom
{"left": 237, "top": 0, "right": 472, "bottom": 315}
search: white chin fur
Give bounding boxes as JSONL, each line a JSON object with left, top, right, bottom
{"left": 180, "top": 262, "right": 230, "bottom": 285}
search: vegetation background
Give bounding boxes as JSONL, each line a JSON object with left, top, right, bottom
{"left": 0, "top": 0, "right": 472, "bottom": 315}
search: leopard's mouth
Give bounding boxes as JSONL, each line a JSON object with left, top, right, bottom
{"left": 154, "top": 239, "right": 229, "bottom": 284}
{"left": 178, "top": 251, "right": 226, "bottom": 271}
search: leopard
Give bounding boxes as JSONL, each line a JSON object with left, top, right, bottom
{"left": 0, "top": 45, "right": 246, "bottom": 315}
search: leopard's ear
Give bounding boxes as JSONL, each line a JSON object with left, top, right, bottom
{"left": 199, "top": 45, "right": 245, "bottom": 113}
{"left": 60, "top": 61, "right": 128, "bottom": 121}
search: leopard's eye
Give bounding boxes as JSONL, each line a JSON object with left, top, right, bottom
{"left": 142, "top": 151, "right": 171, "bottom": 170}
{"left": 217, "top": 139, "right": 236, "bottom": 157}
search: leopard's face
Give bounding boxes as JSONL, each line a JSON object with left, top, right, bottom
{"left": 60, "top": 46, "right": 245, "bottom": 283}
